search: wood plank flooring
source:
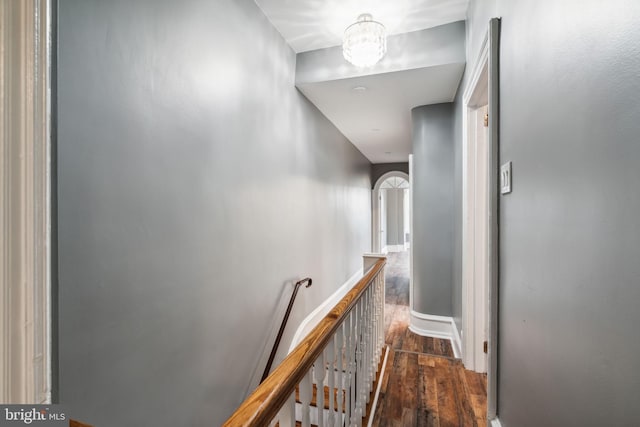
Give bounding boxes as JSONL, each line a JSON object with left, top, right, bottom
{"left": 384, "top": 251, "right": 453, "bottom": 357}
{"left": 374, "top": 252, "right": 487, "bottom": 426}
{"left": 385, "top": 303, "right": 454, "bottom": 357}
{"left": 371, "top": 352, "right": 487, "bottom": 427}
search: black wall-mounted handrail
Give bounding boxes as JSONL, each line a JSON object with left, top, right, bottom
{"left": 260, "top": 277, "right": 313, "bottom": 384}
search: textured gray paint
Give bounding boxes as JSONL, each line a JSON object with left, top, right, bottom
{"left": 57, "top": 0, "right": 371, "bottom": 425}
{"left": 411, "top": 104, "right": 454, "bottom": 316}
{"left": 371, "top": 162, "right": 409, "bottom": 188}
{"left": 462, "top": 1, "right": 640, "bottom": 425}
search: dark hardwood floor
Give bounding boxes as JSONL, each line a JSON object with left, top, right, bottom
{"left": 371, "top": 351, "right": 487, "bottom": 427}
{"left": 384, "top": 251, "right": 453, "bottom": 357}
{"left": 376, "top": 251, "right": 487, "bottom": 427}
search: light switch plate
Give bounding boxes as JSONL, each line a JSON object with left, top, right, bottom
{"left": 500, "top": 161, "right": 512, "bottom": 194}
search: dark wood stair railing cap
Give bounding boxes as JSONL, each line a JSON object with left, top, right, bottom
{"left": 222, "top": 258, "right": 386, "bottom": 427}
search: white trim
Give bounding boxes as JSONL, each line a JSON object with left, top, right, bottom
{"left": 0, "top": 0, "right": 52, "bottom": 404}
{"left": 372, "top": 171, "right": 410, "bottom": 253}
{"left": 490, "top": 417, "right": 503, "bottom": 427}
{"left": 408, "top": 155, "right": 414, "bottom": 312}
{"left": 409, "top": 311, "right": 461, "bottom": 359}
{"left": 385, "top": 245, "right": 404, "bottom": 253}
{"left": 366, "top": 346, "right": 390, "bottom": 427}
{"left": 461, "top": 29, "right": 490, "bottom": 373}
{"left": 450, "top": 320, "right": 463, "bottom": 361}
{"left": 288, "top": 268, "right": 364, "bottom": 351}
{"left": 464, "top": 34, "right": 489, "bottom": 107}
{"left": 462, "top": 19, "right": 502, "bottom": 419}
{"left": 363, "top": 253, "right": 386, "bottom": 274}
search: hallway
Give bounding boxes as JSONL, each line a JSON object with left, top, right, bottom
{"left": 384, "top": 251, "right": 454, "bottom": 357}
{"left": 373, "top": 252, "right": 487, "bottom": 426}
{"left": 5, "top": 0, "right": 637, "bottom": 424}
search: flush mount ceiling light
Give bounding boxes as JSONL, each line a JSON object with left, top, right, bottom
{"left": 343, "top": 14, "right": 387, "bottom": 68}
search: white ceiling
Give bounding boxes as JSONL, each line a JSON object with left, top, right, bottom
{"left": 255, "top": 0, "right": 469, "bottom": 164}
{"left": 297, "top": 63, "right": 464, "bottom": 163}
{"left": 255, "top": 0, "right": 469, "bottom": 53}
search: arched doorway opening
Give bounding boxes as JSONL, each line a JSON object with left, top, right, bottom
{"left": 372, "top": 171, "right": 410, "bottom": 254}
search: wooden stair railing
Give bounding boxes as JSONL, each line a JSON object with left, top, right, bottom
{"left": 262, "top": 277, "right": 313, "bottom": 383}
{"left": 223, "top": 257, "right": 386, "bottom": 427}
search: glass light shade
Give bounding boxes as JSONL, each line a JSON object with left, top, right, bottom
{"left": 343, "top": 14, "right": 387, "bottom": 68}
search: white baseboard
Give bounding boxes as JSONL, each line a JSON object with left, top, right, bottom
{"left": 381, "top": 245, "right": 389, "bottom": 254}
{"left": 409, "top": 311, "right": 462, "bottom": 359}
{"left": 450, "top": 321, "right": 462, "bottom": 360}
{"left": 385, "top": 245, "right": 404, "bottom": 253}
{"left": 490, "top": 418, "right": 503, "bottom": 427}
{"left": 289, "top": 268, "right": 364, "bottom": 352}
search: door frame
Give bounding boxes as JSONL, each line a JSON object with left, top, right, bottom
{"left": 463, "top": 100, "right": 489, "bottom": 375}
{"left": 0, "top": 0, "right": 53, "bottom": 404}
{"left": 372, "top": 170, "right": 410, "bottom": 254}
{"left": 462, "top": 18, "right": 501, "bottom": 420}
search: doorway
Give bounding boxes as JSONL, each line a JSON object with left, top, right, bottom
{"left": 379, "top": 176, "right": 409, "bottom": 254}
{"left": 462, "top": 19, "right": 500, "bottom": 422}
{"left": 464, "top": 100, "right": 489, "bottom": 374}
{"left": 372, "top": 171, "right": 410, "bottom": 254}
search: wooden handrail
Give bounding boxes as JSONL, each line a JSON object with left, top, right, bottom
{"left": 260, "top": 277, "right": 313, "bottom": 383}
{"left": 223, "top": 258, "right": 386, "bottom": 427}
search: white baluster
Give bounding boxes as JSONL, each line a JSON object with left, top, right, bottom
{"left": 272, "top": 391, "right": 293, "bottom": 427}
{"left": 300, "top": 370, "right": 313, "bottom": 427}
{"left": 289, "top": 390, "right": 296, "bottom": 427}
{"left": 347, "top": 311, "right": 356, "bottom": 426}
{"left": 370, "top": 285, "right": 376, "bottom": 379}
{"left": 361, "top": 289, "right": 370, "bottom": 407}
{"left": 326, "top": 336, "right": 336, "bottom": 426}
{"left": 354, "top": 299, "right": 364, "bottom": 427}
{"left": 366, "top": 287, "right": 373, "bottom": 403}
{"left": 378, "top": 274, "right": 383, "bottom": 350}
{"left": 376, "top": 272, "right": 385, "bottom": 357}
{"left": 380, "top": 269, "right": 386, "bottom": 349}
{"left": 314, "top": 351, "right": 326, "bottom": 427}
{"left": 366, "top": 287, "right": 374, "bottom": 402}
{"left": 371, "top": 282, "right": 377, "bottom": 366}
{"left": 371, "top": 284, "right": 377, "bottom": 390}
{"left": 336, "top": 323, "right": 344, "bottom": 427}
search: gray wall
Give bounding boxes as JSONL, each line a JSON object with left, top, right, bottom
{"left": 384, "top": 189, "right": 404, "bottom": 246}
{"left": 56, "top": 0, "right": 371, "bottom": 425}
{"left": 461, "top": 0, "right": 640, "bottom": 425}
{"left": 371, "top": 162, "right": 409, "bottom": 188}
{"left": 411, "top": 104, "right": 454, "bottom": 316}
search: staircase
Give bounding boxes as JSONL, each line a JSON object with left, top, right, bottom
{"left": 223, "top": 256, "right": 387, "bottom": 427}
{"left": 284, "top": 347, "right": 387, "bottom": 427}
